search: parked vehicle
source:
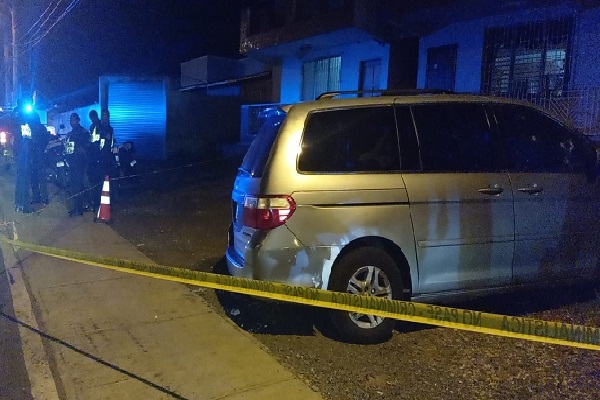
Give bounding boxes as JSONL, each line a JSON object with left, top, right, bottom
{"left": 0, "top": 111, "right": 16, "bottom": 170}
{"left": 113, "top": 141, "right": 137, "bottom": 178}
{"left": 45, "top": 136, "right": 69, "bottom": 189}
{"left": 106, "top": 141, "right": 138, "bottom": 203}
{"left": 225, "top": 91, "right": 600, "bottom": 344}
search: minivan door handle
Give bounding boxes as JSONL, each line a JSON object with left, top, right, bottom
{"left": 517, "top": 185, "right": 543, "bottom": 195}
{"left": 478, "top": 187, "right": 504, "bottom": 196}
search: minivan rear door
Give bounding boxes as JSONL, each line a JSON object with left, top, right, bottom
{"left": 405, "top": 103, "right": 514, "bottom": 293}
{"left": 494, "top": 104, "right": 600, "bottom": 282}
{"left": 230, "top": 111, "right": 286, "bottom": 264}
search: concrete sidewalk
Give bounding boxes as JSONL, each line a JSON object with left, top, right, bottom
{"left": 0, "top": 174, "right": 323, "bottom": 400}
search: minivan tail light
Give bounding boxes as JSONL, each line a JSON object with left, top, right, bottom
{"left": 242, "top": 195, "right": 296, "bottom": 230}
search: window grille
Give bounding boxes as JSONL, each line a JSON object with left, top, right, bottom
{"left": 302, "top": 56, "right": 341, "bottom": 100}
{"left": 481, "top": 17, "right": 573, "bottom": 99}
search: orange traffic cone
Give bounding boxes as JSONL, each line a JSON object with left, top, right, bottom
{"left": 94, "top": 176, "right": 111, "bottom": 223}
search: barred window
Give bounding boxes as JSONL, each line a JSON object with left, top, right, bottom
{"left": 481, "top": 18, "right": 573, "bottom": 98}
{"left": 302, "top": 56, "right": 341, "bottom": 100}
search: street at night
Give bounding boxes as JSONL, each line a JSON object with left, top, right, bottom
{"left": 1, "top": 1, "right": 600, "bottom": 399}
{"left": 0, "top": 156, "right": 599, "bottom": 399}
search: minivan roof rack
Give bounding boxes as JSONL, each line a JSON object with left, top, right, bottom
{"left": 316, "top": 89, "right": 455, "bottom": 100}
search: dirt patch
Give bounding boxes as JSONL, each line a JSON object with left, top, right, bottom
{"left": 112, "top": 157, "right": 600, "bottom": 400}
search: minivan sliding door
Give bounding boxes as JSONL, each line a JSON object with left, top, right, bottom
{"left": 494, "top": 105, "right": 600, "bottom": 283}
{"left": 403, "top": 103, "right": 514, "bottom": 293}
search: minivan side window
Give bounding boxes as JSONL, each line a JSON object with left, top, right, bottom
{"left": 298, "top": 106, "right": 401, "bottom": 172}
{"left": 494, "top": 105, "right": 582, "bottom": 173}
{"left": 411, "top": 104, "right": 497, "bottom": 172}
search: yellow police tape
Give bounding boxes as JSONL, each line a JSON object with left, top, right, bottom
{"left": 3, "top": 238, "right": 599, "bottom": 351}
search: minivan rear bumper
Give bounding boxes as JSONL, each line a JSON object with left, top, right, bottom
{"left": 225, "top": 234, "right": 338, "bottom": 289}
{"left": 225, "top": 244, "right": 319, "bottom": 287}
{"left": 225, "top": 246, "right": 249, "bottom": 276}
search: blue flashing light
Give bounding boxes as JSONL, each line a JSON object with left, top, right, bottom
{"left": 25, "top": 104, "right": 33, "bottom": 113}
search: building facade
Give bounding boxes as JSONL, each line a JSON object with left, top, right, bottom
{"left": 237, "top": 0, "right": 600, "bottom": 139}
{"left": 239, "top": 0, "right": 420, "bottom": 103}
{"left": 417, "top": 2, "right": 600, "bottom": 135}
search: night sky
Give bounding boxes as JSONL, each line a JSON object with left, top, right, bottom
{"left": 22, "top": 0, "right": 241, "bottom": 104}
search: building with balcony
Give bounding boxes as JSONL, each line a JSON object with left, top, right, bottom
{"left": 239, "top": 0, "right": 424, "bottom": 103}
{"left": 235, "top": 0, "right": 600, "bottom": 140}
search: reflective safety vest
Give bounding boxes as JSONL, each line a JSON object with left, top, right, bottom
{"left": 20, "top": 124, "right": 32, "bottom": 139}
{"left": 99, "top": 133, "right": 114, "bottom": 151}
{"left": 90, "top": 126, "right": 100, "bottom": 143}
{"left": 65, "top": 140, "right": 75, "bottom": 154}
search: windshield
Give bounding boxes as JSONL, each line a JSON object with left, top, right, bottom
{"left": 240, "top": 111, "right": 286, "bottom": 177}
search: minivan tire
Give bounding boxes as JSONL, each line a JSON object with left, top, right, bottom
{"left": 327, "top": 246, "right": 404, "bottom": 344}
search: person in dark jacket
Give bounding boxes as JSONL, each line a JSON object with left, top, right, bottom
{"left": 91, "top": 109, "right": 115, "bottom": 207}
{"left": 65, "top": 113, "right": 90, "bottom": 216}
{"left": 88, "top": 110, "right": 101, "bottom": 144}
{"left": 86, "top": 109, "right": 102, "bottom": 208}
{"left": 29, "top": 113, "right": 51, "bottom": 205}
{"left": 14, "top": 108, "right": 32, "bottom": 213}
{"left": 99, "top": 109, "right": 115, "bottom": 176}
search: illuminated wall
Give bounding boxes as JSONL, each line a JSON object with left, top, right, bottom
{"left": 416, "top": 4, "right": 591, "bottom": 92}
{"left": 279, "top": 39, "right": 390, "bottom": 104}
{"left": 100, "top": 76, "right": 168, "bottom": 160}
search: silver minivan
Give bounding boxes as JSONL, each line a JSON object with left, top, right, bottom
{"left": 226, "top": 93, "right": 600, "bottom": 343}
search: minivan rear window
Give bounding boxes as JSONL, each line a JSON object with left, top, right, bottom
{"left": 240, "top": 111, "right": 286, "bottom": 177}
{"left": 298, "top": 106, "right": 401, "bottom": 172}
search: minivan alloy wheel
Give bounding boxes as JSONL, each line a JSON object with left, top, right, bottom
{"left": 328, "top": 246, "right": 404, "bottom": 344}
{"left": 347, "top": 265, "right": 393, "bottom": 329}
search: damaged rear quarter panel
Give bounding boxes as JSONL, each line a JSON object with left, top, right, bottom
{"left": 285, "top": 186, "right": 418, "bottom": 291}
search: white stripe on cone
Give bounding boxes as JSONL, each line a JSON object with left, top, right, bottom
{"left": 95, "top": 176, "right": 111, "bottom": 222}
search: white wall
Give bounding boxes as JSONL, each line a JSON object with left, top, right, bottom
{"left": 417, "top": 21, "right": 486, "bottom": 92}
{"left": 416, "top": 5, "right": 581, "bottom": 93}
{"left": 571, "top": 8, "right": 600, "bottom": 88}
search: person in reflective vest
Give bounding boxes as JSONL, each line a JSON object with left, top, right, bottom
{"left": 87, "top": 109, "right": 102, "bottom": 208}
{"left": 91, "top": 109, "right": 115, "bottom": 206}
{"left": 65, "top": 113, "right": 90, "bottom": 216}
{"left": 14, "top": 109, "right": 32, "bottom": 213}
{"left": 89, "top": 110, "right": 101, "bottom": 144}
{"left": 29, "top": 112, "right": 51, "bottom": 205}
{"left": 99, "top": 109, "right": 115, "bottom": 175}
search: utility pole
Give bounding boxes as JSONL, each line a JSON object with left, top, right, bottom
{"left": 0, "top": 2, "right": 9, "bottom": 106}
{"left": 0, "top": 0, "right": 17, "bottom": 108}
{"left": 10, "top": 4, "right": 16, "bottom": 106}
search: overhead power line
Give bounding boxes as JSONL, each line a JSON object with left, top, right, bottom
{"left": 16, "top": 0, "right": 82, "bottom": 56}
{"left": 17, "top": 1, "right": 57, "bottom": 42}
{"left": 21, "top": 0, "right": 64, "bottom": 45}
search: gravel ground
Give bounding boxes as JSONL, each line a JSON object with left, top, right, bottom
{"left": 111, "top": 157, "right": 600, "bottom": 400}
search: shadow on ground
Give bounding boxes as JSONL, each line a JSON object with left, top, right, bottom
{"left": 211, "top": 257, "right": 317, "bottom": 336}
{"left": 441, "top": 283, "right": 598, "bottom": 317}
{"left": 211, "top": 256, "right": 599, "bottom": 340}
